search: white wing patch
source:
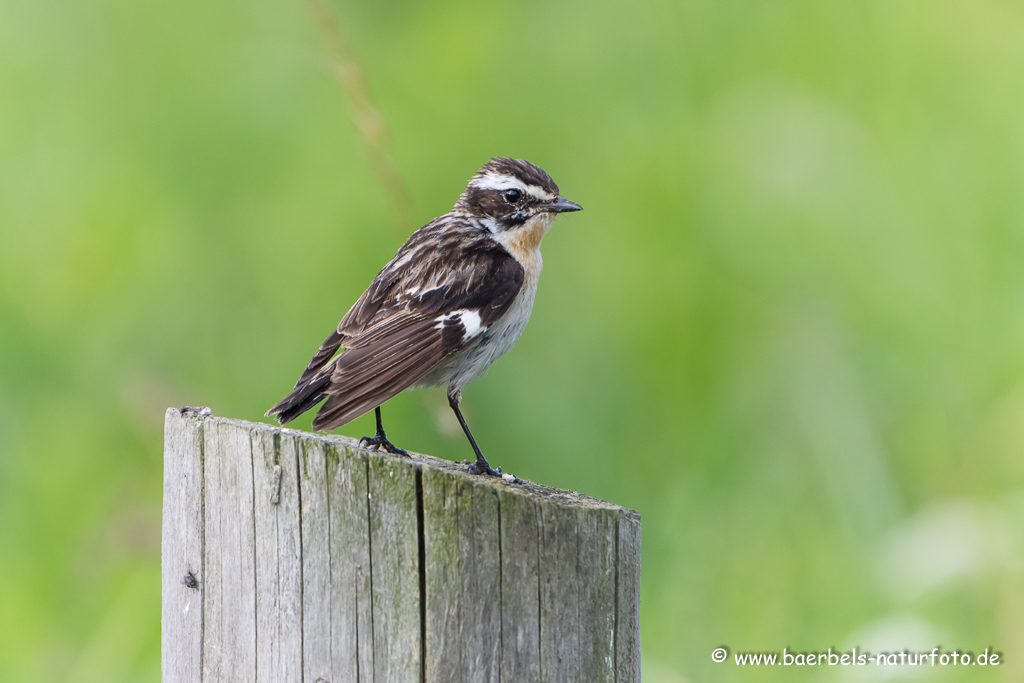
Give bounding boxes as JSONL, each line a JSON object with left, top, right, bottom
{"left": 435, "top": 309, "right": 486, "bottom": 340}
{"left": 459, "top": 310, "right": 484, "bottom": 337}
{"left": 471, "top": 171, "right": 555, "bottom": 201}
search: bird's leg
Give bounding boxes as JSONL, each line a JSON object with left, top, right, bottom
{"left": 449, "top": 393, "right": 501, "bottom": 476}
{"left": 359, "top": 406, "right": 409, "bottom": 457}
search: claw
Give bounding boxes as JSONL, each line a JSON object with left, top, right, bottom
{"left": 359, "top": 433, "right": 409, "bottom": 457}
{"left": 467, "top": 461, "right": 501, "bottom": 477}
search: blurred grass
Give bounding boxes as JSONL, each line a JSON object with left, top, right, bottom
{"left": 2, "top": 0, "right": 1023, "bottom": 681}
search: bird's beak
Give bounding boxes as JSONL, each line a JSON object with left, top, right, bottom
{"left": 544, "top": 196, "right": 583, "bottom": 213}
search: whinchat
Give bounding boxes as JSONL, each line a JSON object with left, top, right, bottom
{"left": 267, "top": 157, "right": 582, "bottom": 475}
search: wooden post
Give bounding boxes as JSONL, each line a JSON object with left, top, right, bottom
{"left": 161, "top": 408, "right": 641, "bottom": 682}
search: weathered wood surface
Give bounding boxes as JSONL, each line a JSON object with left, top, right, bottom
{"left": 162, "top": 408, "right": 641, "bottom": 682}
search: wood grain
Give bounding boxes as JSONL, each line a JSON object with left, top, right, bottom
{"left": 162, "top": 410, "right": 640, "bottom": 682}
{"left": 252, "top": 425, "right": 302, "bottom": 682}
{"left": 498, "top": 489, "right": 541, "bottom": 683}
{"left": 422, "top": 467, "right": 501, "bottom": 683}
{"left": 161, "top": 409, "right": 205, "bottom": 683}
{"left": 367, "top": 453, "right": 422, "bottom": 682}
{"left": 201, "top": 417, "right": 257, "bottom": 682}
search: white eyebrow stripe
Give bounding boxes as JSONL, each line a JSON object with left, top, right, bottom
{"left": 471, "top": 172, "right": 555, "bottom": 201}
{"left": 524, "top": 185, "right": 555, "bottom": 200}
{"left": 471, "top": 172, "right": 526, "bottom": 192}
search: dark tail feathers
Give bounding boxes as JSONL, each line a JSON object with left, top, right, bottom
{"left": 265, "top": 372, "right": 332, "bottom": 425}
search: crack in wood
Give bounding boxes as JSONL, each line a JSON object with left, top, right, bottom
{"left": 161, "top": 409, "right": 640, "bottom": 683}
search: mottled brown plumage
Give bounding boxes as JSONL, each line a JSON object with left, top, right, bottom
{"left": 266, "top": 158, "right": 582, "bottom": 475}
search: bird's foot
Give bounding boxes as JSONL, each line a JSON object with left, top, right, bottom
{"left": 359, "top": 431, "right": 409, "bottom": 457}
{"left": 467, "top": 459, "right": 501, "bottom": 477}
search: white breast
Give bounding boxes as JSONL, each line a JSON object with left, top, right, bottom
{"left": 430, "top": 263, "right": 539, "bottom": 393}
{"left": 417, "top": 212, "right": 553, "bottom": 396}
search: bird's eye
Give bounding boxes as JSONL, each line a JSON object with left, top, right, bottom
{"left": 503, "top": 189, "right": 522, "bottom": 203}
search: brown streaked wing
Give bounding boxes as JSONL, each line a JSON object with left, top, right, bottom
{"left": 292, "top": 328, "right": 348, "bottom": 389}
{"left": 289, "top": 247, "right": 413, "bottom": 391}
{"left": 333, "top": 215, "right": 452, "bottom": 337}
{"left": 298, "top": 231, "right": 526, "bottom": 431}
{"left": 336, "top": 268, "right": 401, "bottom": 335}
{"left": 310, "top": 316, "right": 456, "bottom": 430}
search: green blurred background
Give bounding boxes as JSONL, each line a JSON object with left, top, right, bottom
{"left": 2, "top": 0, "right": 1023, "bottom": 680}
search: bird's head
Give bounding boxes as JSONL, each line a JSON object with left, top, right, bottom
{"left": 457, "top": 158, "right": 582, "bottom": 234}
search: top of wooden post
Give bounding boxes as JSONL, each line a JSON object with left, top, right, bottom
{"left": 174, "top": 405, "right": 636, "bottom": 515}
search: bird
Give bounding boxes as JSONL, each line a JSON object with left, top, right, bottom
{"left": 266, "top": 157, "right": 582, "bottom": 476}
